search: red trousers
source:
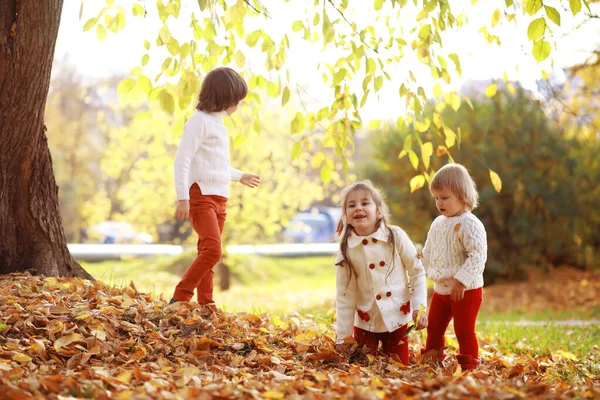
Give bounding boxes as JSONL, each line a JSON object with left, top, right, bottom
{"left": 173, "top": 184, "right": 227, "bottom": 303}
{"left": 425, "top": 288, "right": 482, "bottom": 368}
{"left": 354, "top": 324, "right": 409, "bottom": 365}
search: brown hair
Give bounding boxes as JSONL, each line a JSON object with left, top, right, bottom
{"left": 196, "top": 67, "right": 248, "bottom": 113}
{"left": 430, "top": 163, "right": 479, "bottom": 210}
{"left": 335, "top": 181, "right": 397, "bottom": 284}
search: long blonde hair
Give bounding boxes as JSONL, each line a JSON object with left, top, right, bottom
{"left": 335, "top": 181, "right": 397, "bottom": 283}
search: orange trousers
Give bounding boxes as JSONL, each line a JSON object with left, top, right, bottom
{"left": 173, "top": 184, "right": 227, "bottom": 303}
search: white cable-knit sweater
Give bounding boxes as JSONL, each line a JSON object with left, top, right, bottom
{"left": 173, "top": 110, "right": 243, "bottom": 200}
{"left": 421, "top": 211, "right": 487, "bottom": 295}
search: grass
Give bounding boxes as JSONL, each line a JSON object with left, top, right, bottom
{"left": 82, "top": 253, "right": 337, "bottom": 315}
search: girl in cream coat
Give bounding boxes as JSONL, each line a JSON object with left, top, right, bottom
{"left": 335, "top": 181, "right": 427, "bottom": 364}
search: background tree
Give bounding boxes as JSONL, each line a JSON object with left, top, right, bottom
{"left": 0, "top": 1, "right": 91, "bottom": 278}
{"left": 364, "top": 84, "right": 599, "bottom": 282}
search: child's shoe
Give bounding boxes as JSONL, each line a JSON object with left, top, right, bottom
{"left": 456, "top": 354, "right": 481, "bottom": 370}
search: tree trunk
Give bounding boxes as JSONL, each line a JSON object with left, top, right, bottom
{"left": 0, "top": 0, "right": 92, "bottom": 279}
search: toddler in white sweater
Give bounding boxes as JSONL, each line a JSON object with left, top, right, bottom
{"left": 420, "top": 163, "right": 487, "bottom": 370}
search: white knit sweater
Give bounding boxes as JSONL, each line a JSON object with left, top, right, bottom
{"left": 421, "top": 211, "right": 487, "bottom": 295}
{"left": 173, "top": 110, "right": 243, "bottom": 200}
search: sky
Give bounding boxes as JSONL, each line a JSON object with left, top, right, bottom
{"left": 54, "top": 0, "right": 599, "bottom": 121}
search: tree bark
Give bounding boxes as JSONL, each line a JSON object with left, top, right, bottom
{"left": 0, "top": 0, "right": 92, "bottom": 279}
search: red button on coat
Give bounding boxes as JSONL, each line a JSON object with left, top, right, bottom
{"left": 362, "top": 239, "right": 368, "bottom": 245}
{"left": 386, "top": 291, "right": 392, "bottom": 297}
{"left": 372, "top": 238, "right": 378, "bottom": 243}
{"left": 369, "top": 263, "right": 375, "bottom": 269}
{"left": 376, "top": 295, "right": 382, "bottom": 300}
{"left": 379, "top": 261, "right": 385, "bottom": 267}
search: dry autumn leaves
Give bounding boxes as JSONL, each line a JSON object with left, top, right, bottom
{"left": 0, "top": 271, "right": 598, "bottom": 399}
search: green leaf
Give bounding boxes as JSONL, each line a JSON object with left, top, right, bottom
{"left": 159, "top": 91, "right": 175, "bottom": 113}
{"left": 544, "top": 6, "right": 561, "bottom": 26}
{"left": 527, "top": 18, "right": 546, "bottom": 41}
{"left": 505, "top": 0, "right": 514, "bottom": 6}
{"left": 144, "top": 40, "right": 150, "bottom": 50}
{"left": 320, "top": 163, "right": 333, "bottom": 184}
{"left": 410, "top": 174, "right": 425, "bottom": 193}
{"left": 374, "top": 0, "right": 384, "bottom": 11}
{"left": 83, "top": 18, "right": 97, "bottom": 32}
{"left": 96, "top": 24, "right": 107, "bottom": 41}
{"left": 532, "top": 39, "right": 551, "bottom": 62}
{"left": 282, "top": 86, "right": 290, "bottom": 107}
{"left": 489, "top": 169, "right": 502, "bottom": 193}
{"left": 485, "top": 83, "right": 498, "bottom": 98}
{"left": 291, "top": 141, "right": 302, "bottom": 160}
{"left": 569, "top": 0, "right": 582, "bottom": 15}
{"left": 198, "top": 0, "right": 208, "bottom": 11}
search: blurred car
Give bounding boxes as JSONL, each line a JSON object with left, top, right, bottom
{"left": 283, "top": 207, "right": 341, "bottom": 243}
{"left": 84, "top": 221, "right": 153, "bottom": 244}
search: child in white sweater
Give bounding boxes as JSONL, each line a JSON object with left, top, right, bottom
{"left": 171, "top": 67, "right": 260, "bottom": 306}
{"left": 420, "top": 163, "right": 487, "bottom": 369}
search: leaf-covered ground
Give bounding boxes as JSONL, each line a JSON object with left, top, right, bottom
{"left": 0, "top": 272, "right": 598, "bottom": 399}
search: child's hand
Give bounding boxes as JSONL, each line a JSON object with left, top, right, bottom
{"left": 412, "top": 308, "right": 428, "bottom": 330}
{"left": 450, "top": 279, "right": 466, "bottom": 302}
{"left": 175, "top": 200, "right": 190, "bottom": 220}
{"left": 415, "top": 244, "right": 424, "bottom": 259}
{"left": 240, "top": 173, "right": 260, "bottom": 188}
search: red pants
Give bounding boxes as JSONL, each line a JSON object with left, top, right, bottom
{"left": 354, "top": 324, "right": 409, "bottom": 365}
{"left": 173, "top": 184, "right": 227, "bottom": 303}
{"left": 425, "top": 288, "right": 482, "bottom": 368}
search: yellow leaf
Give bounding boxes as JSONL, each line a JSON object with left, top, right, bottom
{"left": 410, "top": 175, "right": 425, "bottom": 193}
{"left": 489, "top": 170, "right": 502, "bottom": 193}
{"left": 117, "top": 370, "right": 133, "bottom": 384}
{"left": 541, "top": 70, "right": 550, "bottom": 80}
{"left": 12, "top": 353, "right": 32, "bottom": 364}
{"left": 508, "top": 83, "right": 516, "bottom": 95}
{"left": 432, "top": 83, "right": 443, "bottom": 98}
{"left": 553, "top": 350, "right": 578, "bottom": 361}
{"left": 116, "top": 390, "right": 135, "bottom": 400}
{"left": 76, "top": 313, "right": 91, "bottom": 320}
{"left": 54, "top": 333, "right": 84, "bottom": 352}
{"left": 415, "top": 118, "right": 430, "bottom": 133}
{"left": 261, "top": 391, "right": 284, "bottom": 399}
{"left": 485, "top": 83, "right": 498, "bottom": 98}
{"left": 445, "top": 92, "right": 461, "bottom": 111}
